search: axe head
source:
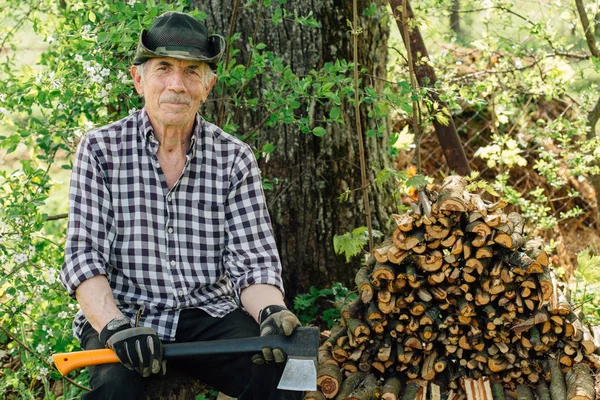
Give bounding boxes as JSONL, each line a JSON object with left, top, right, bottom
{"left": 275, "top": 326, "right": 319, "bottom": 391}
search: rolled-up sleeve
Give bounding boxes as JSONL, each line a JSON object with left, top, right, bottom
{"left": 60, "top": 135, "right": 114, "bottom": 297}
{"left": 223, "top": 145, "right": 284, "bottom": 299}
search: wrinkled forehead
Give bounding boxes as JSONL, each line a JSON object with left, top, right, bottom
{"left": 146, "top": 57, "right": 207, "bottom": 69}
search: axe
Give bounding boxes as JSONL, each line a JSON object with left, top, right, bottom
{"left": 52, "top": 326, "right": 319, "bottom": 392}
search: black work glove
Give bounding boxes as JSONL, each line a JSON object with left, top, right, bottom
{"left": 99, "top": 316, "right": 166, "bottom": 377}
{"left": 252, "top": 305, "right": 300, "bottom": 366}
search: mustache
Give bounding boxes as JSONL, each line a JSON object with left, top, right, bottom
{"left": 159, "top": 96, "right": 191, "bottom": 105}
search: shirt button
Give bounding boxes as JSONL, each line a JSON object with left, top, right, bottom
{"left": 167, "top": 195, "right": 172, "bottom": 202}
{"left": 170, "top": 260, "right": 176, "bottom": 266}
{"left": 149, "top": 135, "right": 154, "bottom": 141}
{"left": 178, "top": 290, "right": 184, "bottom": 296}
{"left": 168, "top": 227, "right": 174, "bottom": 234}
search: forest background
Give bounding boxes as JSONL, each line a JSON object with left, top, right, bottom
{"left": 1, "top": 0, "right": 600, "bottom": 398}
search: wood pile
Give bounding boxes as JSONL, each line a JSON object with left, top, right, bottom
{"left": 306, "top": 176, "right": 600, "bottom": 400}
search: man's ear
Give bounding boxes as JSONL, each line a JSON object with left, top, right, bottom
{"left": 130, "top": 65, "right": 144, "bottom": 96}
{"left": 202, "top": 74, "right": 218, "bottom": 101}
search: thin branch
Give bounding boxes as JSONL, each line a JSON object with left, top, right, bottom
{"left": 575, "top": 0, "right": 600, "bottom": 58}
{"left": 0, "top": 1, "right": 40, "bottom": 55}
{"left": 352, "top": 0, "right": 374, "bottom": 253}
{"left": 400, "top": 0, "right": 423, "bottom": 175}
{"left": 46, "top": 213, "right": 68, "bottom": 221}
{"left": 0, "top": 325, "right": 90, "bottom": 392}
{"left": 239, "top": 104, "right": 284, "bottom": 142}
{"left": 217, "top": 0, "right": 241, "bottom": 127}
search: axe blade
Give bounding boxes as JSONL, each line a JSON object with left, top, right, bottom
{"left": 277, "top": 356, "right": 317, "bottom": 391}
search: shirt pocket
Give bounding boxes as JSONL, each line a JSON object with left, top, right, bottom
{"left": 188, "top": 202, "right": 226, "bottom": 256}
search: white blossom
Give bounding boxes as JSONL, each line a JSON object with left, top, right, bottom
{"left": 36, "top": 344, "right": 45, "bottom": 353}
{"left": 101, "top": 68, "right": 111, "bottom": 77}
{"left": 74, "top": 54, "right": 83, "bottom": 63}
{"left": 58, "top": 311, "right": 68, "bottom": 319}
{"left": 37, "top": 367, "right": 49, "bottom": 380}
{"left": 16, "top": 291, "right": 27, "bottom": 304}
{"left": 128, "top": 0, "right": 137, "bottom": 5}
{"left": 44, "top": 268, "right": 57, "bottom": 285}
{"left": 129, "top": 108, "right": 137, "bottom": 115}
{"left": 13, "top": 253, "right": 28, "bottom": 264}
{"left": 47, "top": 328, "right": 54, "bottom": 337}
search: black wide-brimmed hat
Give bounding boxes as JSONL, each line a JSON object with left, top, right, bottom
{"left": 133, "top": 11, "right": 225, "bottom": 69}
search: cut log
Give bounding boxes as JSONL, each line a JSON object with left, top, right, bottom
{"left": 437, "top": 175, "right": 468, "bottom": 212}
{"left": 335, "top": 372, "right": 363, "bottom": 400}
{"left": 392, "top": 213, "right": 415, "bottom": 232}
{"left": 317, "top": 364, "right": 343, "bottom": 399}
{"left": 400, "top": 381, "right": 421, "bottom": 400}
{"left": 355, "top": 265, "right": 374, "bottom": 304}
{"left": 549, "top": 358, "right": 567, "bottom": 400}
{"left": 417, "top": 250, "right": 444, "bottom": 272}
{"left": 421, "top": 351, "right": 438, "bottom": 380}
{"left": 565, "top": 363, "right": 594, "bottom": 400}
{"left": 305, "top": 391, "right": 327, "bottom": 400}
{"left": 381, "top": 376, "right": 402, "bottom": 400}
{"left": 491, "top": 382, "right": 506, "bottom": 400}
{"left": 536, "top": 381, "right": 551, "bottom": 400}
{"left": 346, "top": 373, "right": 378, "bottom": 400}
{"left": 516, "top": 385, "right": 535, "bottom": 400}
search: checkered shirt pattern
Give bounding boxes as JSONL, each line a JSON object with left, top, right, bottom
{"left": 60, "top": 108, "right": 283, "bottom": 342}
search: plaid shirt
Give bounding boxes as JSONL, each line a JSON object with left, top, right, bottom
{"left": 60, "top": 109, "right": 283, "bottom": 342}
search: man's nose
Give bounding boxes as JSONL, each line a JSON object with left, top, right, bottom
{"left": 166, "top": 71, "right": 186, "bottom": 91}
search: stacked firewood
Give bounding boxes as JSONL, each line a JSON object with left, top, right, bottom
{"left": 306, "top": 176, "right": 600, "bottom": 400}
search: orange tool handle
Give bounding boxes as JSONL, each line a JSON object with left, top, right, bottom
{"left": 53, "top": 348, "right": 120, "bottom": 375}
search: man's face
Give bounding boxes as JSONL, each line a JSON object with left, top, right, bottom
{"left": 130, "top": 58, "right": 216, "bottom": 131}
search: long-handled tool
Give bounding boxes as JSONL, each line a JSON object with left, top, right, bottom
{"left": 52, "top": 326, "right": 319, "bottom": 392}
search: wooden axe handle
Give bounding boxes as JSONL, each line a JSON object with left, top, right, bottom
{"left": 52, "top": 326, "right": 319, "bottom": 375}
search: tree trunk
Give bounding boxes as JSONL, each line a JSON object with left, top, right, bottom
{"left": 449, "top": 0, "right": 461, "bottom": 37}
{"left": 389, "top": 0, "right": 471, "bottom": 176}
{"left": 191, "top": 1, "right": 394, "bottom": 298}
{"left": 575, "top": 0, "right": 600, "bottom": 225}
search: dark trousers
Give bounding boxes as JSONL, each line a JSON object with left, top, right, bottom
{"left": 79, "top": 308, "right": 303, "bottom": 400}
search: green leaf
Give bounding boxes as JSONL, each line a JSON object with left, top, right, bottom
{"left": 329, "top": 107, "right": 341, "bottom": 120}
{"left": 406, "top": 174, "right": 428, "bottom": 188}
{"left": 333, "top": 232, "right": 366, "bottom": 262}
{"left": 312, "top": 126, "right": 326, "bottom": 137}
{"left": 88, "top": 11, "right": 96, "bottom": 23}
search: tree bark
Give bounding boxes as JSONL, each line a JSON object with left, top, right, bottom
{"left": 389, "top": 0, "right": 471, "bottom": 176}
{"left": 191, "top": 1, "right": 394, "bottom": 299}
{"left": 450, "top": 0, "right": 461, "bottom": 37}
{"left": 575, "top": 0, "right": 600, "bottom": 224}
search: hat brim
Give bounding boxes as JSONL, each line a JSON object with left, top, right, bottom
{"left": 132, "top": 29, "right": 226, "bottom": 67}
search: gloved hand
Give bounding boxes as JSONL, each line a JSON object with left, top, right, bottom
{"left": 99, "top": 316, "right": 166, "bottom": 377}
{"left": 252, "top": 305, "right": 300, "bottom": 365}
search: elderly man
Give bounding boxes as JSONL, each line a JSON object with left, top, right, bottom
{"left": 60, "top": 11, "right": 302, "bottom": 400}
